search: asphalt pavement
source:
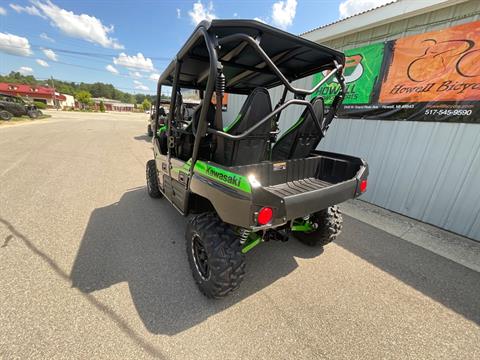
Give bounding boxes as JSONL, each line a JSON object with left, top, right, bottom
{"left": 0, "top": 111, "right": 479, "bottom": 359}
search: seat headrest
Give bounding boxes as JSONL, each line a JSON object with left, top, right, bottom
{"left": 224, "top": 87, "right": 272, "bottom": 134}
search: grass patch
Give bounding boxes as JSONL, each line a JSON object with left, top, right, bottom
{"left": 0, "top": 114, "right": 51, "bottom": 126}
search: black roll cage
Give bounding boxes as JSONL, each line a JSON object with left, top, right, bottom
{"left": 154, "top": 21, "right": 346, "bottom": 182}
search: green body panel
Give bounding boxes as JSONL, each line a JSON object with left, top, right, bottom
{"left": 291, "top": 218, "right": 315, "bottom": 233}
{"left": 164, "top": 157, "right": 254, "bottom": 227}
{"left": 171, "top": 159, "right": 250, "bottom": 193}
{"left": 193, "top": 160, "right": 252, "bottom": 193}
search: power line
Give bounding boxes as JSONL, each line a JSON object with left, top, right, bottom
{"left": 1, "top": 46, "right": 162, "bottom": 82}
{"left": 0, "top": 38, "right": 173, "bottom": 61}
{"left": 32, "top": 44, "right": 172, "bottom": 62}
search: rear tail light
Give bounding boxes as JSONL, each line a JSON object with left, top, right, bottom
{"left": 359, "top": 179, "right": 367, "bottom": 193}
{"left": 257, "top": 207, "right": 273, "bottom": 225}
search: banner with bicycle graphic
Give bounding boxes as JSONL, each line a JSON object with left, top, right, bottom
{"left": 312, "top": 20, "right": 480, "bottom": 123}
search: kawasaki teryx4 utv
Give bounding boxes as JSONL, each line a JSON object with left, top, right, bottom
{"left": 146, "top": 20, "right": 368, "bottom": 298}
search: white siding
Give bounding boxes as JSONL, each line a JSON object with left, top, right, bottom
{"left": 319, "top": 120, "right": 480, "bottom": 240}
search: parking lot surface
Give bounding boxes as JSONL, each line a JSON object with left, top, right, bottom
{"left": 1, "top": 111, "right": 479, "bottom": 359}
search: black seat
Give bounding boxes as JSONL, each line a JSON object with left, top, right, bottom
{"left": 191, "top": 101, "right": 215, "bottom": 134}
{"left": 213, "top": 87, "right": 273, "bottom": 166}
{"left": 271, "top": 97, "right": 324, "bottom": 161}
{"left": 173, "top": 92, "right": 185, "bottom": 124}
{"left": 176, "top": 101, "right": 215, "bottom": 161}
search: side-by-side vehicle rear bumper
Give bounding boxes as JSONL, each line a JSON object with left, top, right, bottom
{"left": 266, "top": 177, "right": 358, "bottom": 221}
{"left": 189, "top": 151, "right": 368, "bottom": 229}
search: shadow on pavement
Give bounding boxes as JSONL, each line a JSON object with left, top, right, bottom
{"left": 337, "top": 215, "right": 480, "bottom": 325}
{"left": 70, "top": 188, "right": 323, "bottom": 335}
{"left": 134, "top": 134, "right": 152, "bottom": 142}
{"left": 0, "top": 217, "right": 166, "bottom": 359}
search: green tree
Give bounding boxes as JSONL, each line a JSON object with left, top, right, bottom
{"left": 75, "top": 90, "right": 92, "bottom": 109}
{"left": 55, "top": 83, "right": 75, "bottom": 95}
{"left": 0, "top": 71, "right": 38, "bottom": 85}
{"left": 135, "top": 93, "right": 145, "bottom": 104}
{"left": 99, "top": 100, "right": 105, "bottom": 112}
{"left": 121, "top": 92, "right": 135, "bottom": 104}
{"left": 142, "top": 98, "right": 151, "bottom": 111}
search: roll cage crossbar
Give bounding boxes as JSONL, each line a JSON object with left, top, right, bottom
{"left": 154, "top": 21, "right": 346, "bottom": 184}
{"left": 207, "top": 98, "right": 324, "bottom": 140}
{"left": 217, "top": 33, "right": 344, "bottom": 96}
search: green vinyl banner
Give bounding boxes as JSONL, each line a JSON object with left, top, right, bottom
{"left": 311, "top": 42, "right": 385, "bottom": 105}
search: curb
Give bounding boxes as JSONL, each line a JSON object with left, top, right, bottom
{"left": 341, "top": 199, "right": 480, "bottom": 273}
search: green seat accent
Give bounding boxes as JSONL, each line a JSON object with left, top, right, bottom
{"left": 223, "top": 113, "right": 242, "bottom": 132}
{"left": 156, "top": 124, "right": 167, "bottom": 136}
{"left": 271, "top": 97, "right": 324, "bottom": 161}
{"left": 275, "top": 116, "right": 304, "bottom": 144}
{"left": 214, "top": 87, "right": 273, "bottom": 166}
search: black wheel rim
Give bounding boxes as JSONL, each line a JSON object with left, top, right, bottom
{"left": 192, "top": 234, "right": 210, "bottom": 280}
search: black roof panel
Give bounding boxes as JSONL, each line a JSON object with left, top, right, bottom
{"left": 159, "top": 19, "right": 345, "bottom": 94}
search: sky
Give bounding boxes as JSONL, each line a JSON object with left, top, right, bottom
{"left": 0, "top": 0, "right": 393, "bottom": 94}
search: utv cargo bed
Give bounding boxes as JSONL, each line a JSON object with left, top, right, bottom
{"left": 210, "top": 150, "right": 369, "bottom": 226}
{"left": 231, "top": 151, "right": 365, "bottom": 187}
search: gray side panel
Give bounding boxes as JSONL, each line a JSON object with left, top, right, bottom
{"left": 189, "top": 175, "right": 253, "bottom": 228}
{"left": 172, "top": 179, "right": 188, "bottom": 211}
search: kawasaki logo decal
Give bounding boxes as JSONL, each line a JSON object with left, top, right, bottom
{"left": 193, "top": 160, "right": 251, "bottom": 193}
{"left": 206, "top": 166, "right": 241, "bottom": 187}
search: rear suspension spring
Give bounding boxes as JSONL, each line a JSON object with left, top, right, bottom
{"left": 239, "top": 229, "right": 251, "bottom": 245}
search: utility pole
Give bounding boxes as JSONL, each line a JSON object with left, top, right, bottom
{"left": 50, "top": 76, "right": 58, "bottom": 110}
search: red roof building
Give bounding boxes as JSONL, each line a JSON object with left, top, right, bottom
{"left": 0, "top": 82, "right": 67, "bottom": 106}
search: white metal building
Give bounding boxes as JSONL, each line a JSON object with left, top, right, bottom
{"left": 59, "top": 94, "right": 75, "bottom": 109}
{"left": 223, "top": 0, "right": 480, "bottom": 241}
{"left": 91, "top": 97, "right": 135, "bottom": 112}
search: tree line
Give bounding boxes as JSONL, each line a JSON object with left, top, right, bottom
{"left": 0, "top": 71, "right": 169, "bottom": 106}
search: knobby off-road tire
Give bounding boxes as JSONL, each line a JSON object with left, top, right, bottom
{"left": 147, "top": 124, "right": 153, "bottom": 137}
{"left": 186, "top": 213, "right": 245, "bottom": 298}
{"left": 294, "top": 206, "right": 343, "bottom": 247}
{"left": 146, "top": 159, "right": 162, "bottom": 198}
{"left": 0, "top": 110, "right": 13, "bottom": 121}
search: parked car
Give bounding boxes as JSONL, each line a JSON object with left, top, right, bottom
{"left": 0, "top": 93, "right": 42, "bottom": 120}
